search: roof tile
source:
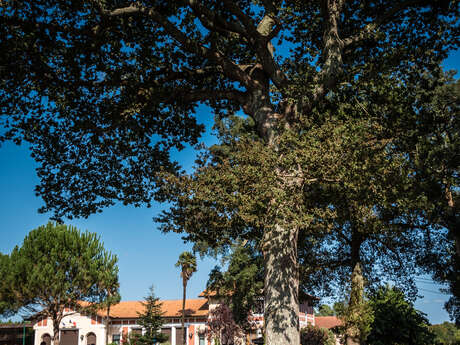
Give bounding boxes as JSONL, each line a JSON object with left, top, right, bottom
{"left": 315, "top": 316, "right": 342, "bottom": 329}
{"left": 98, "top": 299, "right": 209, "bottom": 318}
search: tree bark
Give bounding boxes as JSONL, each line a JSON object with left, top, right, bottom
{"left": 345, "top": 230, "right": 364, "bottom": 345}
{"left": 52, "top": 319, "right": 60, "bottom": 345}
{"left": 105, "top": 305, "right": 111, "bottom": 345}
{"left": 263, "top": 224, "right": 299, "bottom": 345}
{"left": 445, "top": 187, "right": 459, "bottom": 262}
{"left": 244, "top": 73, "right": 301, "bottom": 345}
{"left": 345, "top": 262, "right": 364, "bottom": 345}
{"left": 444, "top": 187, "right": 460, "bottom": 303}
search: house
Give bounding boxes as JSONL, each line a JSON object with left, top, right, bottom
{"left": 34, "top": 299, "right": 208, "bottom": 345}
{"left": 33, "top": 292, "right": 317, "bottom": 345}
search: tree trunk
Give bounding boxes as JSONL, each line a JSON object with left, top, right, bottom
{"left": 445, "top": 187, "right": 460, "bottom": 263}
{"left": 345, "top": 262, "right": 364, "bottom": 345}
{"left": 105, "top": 305, "right": 111, "bottom": 345}
{"left": 263, "top": 224, "right": 299, "bottom": 345}
{"left": 52, "top": 320, "right": 60, "bottom": 345}
{"left": 444, "top": 186, "right": 460, "bottom": 301}
{"left": 182, "top": 279, "right": 187, "bottom": 345}
{"left": 345, "top": 230, "right": 364, "bottom": 345}
{"left": 246, "top": 82, "right": 300, "bottom": 345}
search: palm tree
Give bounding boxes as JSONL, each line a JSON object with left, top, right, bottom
{"left": 175, "top": 251, "right": 197, "bottom": 345}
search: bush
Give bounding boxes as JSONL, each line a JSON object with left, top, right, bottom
{"left": 301, "top": 325, "right": 335, "bottom": 345}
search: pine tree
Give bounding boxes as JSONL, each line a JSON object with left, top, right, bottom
{"left": 135, "top": 286, "right": 167, "bottom": 345}
{"left": 2, "top": 223, "right": 119, "bottom": 345}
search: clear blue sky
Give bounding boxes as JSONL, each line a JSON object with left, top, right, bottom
{"left": 1, "top": 51, "right": 458, "bottom": 325}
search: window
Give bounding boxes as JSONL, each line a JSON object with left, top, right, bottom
{"left": 112, "top": 334, "right": 121, "bottom": 345}
{"left": 87, "top": 333, "right": 96, "bottom": 345}
{"left": 42, "top": 334, "right": 51, "bottom": 345}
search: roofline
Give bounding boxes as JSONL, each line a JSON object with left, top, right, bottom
{"left": 0, "top": 323, "right": 33, "bottom": 329}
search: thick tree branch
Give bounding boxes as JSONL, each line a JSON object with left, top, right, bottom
{"left": 187, "top": 0, "right": 246, "bottom": 38}
{"left": 298, "top": 0, "right": 345, "bottom": 115}
{"left": 256, "top": 15, "right": 289, "bottom": 91}
{"left": 320, "top": 0, "right": 345, "bottom": 87}
{"left": 220, "top": 1, "right": 289, "bottom": 92}
{"left": 222, "top": 0, "right": 259, "bottom": 39}
{"left": 92, "top": 2, "right": 256, "bottom": 90}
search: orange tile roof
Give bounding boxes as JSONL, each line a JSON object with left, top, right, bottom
{"left": 315, "top": 316, "right": 342, "bottom": 329}
{"left": 97, "top": 299, "right": 209, "bottom": 318}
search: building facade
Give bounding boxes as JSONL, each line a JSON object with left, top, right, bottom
{"left": 33, "top": 294, "right": 316, "bottom": 345}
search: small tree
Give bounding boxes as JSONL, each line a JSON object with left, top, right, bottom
{"left": 175, "top": 252, "right": 197, "bottom": 345}
{"left": 366, "top": 285, "right": 435, "bottom": 345}
{"left": 133, "top": 286, "right": 167, "bottom": 345}
{"left": 4, "top": 223, "right": 119, "bottom": 345}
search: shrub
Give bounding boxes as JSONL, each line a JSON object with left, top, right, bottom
{"left": 301, "top": 325, "right": 335, "bottom": 345}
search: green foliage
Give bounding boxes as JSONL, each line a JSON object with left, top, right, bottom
{"left": 206, "top": 242, "right": 264, "bottom": 330}
{"left": 402, "top": 77, "right": 460, "bottom": 324}
{"left": 1, "top": 223, "right": 119, "bottom": 341}
{"left": 430, "top": 322, "right": 460, "bottom": 345}
{"left": 0, "top": 253, "right": 19, "bottom": 317}
{"left": 175, "top": 252, "right": 197, "bottom": 283}
{"left": 300, "top": 325, "right": 335, "bottom": 345}
{"left": 133, "top": 286, "right": 168, "bottom": 345}
{"left": 316, "top": 305, "right": 335, "bottom": 317}
{"left": 335, "top": 293, "right": 374, "bottom": 344}
{"left": 0, "top": 1, "right": 455, "bottom": 219}
{"left": 366, "top": 285, "right": 435, "bottom": 345}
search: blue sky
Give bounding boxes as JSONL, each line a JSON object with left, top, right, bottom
{"left": 1, "top": 51, "right": 459, "bottom": 325}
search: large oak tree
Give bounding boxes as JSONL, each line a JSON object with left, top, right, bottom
{"left": 1, "top": 1, "right": 458, "bottom": 344}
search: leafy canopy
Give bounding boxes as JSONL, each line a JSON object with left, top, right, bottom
{"left": 0, "top": 0, "right": 457, "bottom": 222}
{"left": 316, "top": 305, "right": 335, "bottom": 317}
